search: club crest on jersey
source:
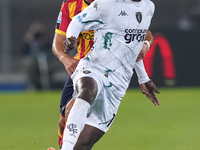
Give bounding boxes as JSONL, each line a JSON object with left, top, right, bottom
{"left": 136, "top": 12, "right": 142, "bottom": 23}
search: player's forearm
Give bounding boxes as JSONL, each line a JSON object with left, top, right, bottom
{"left": 135, "top": 60, "right": 150, "bottom": 84}
{"left": 144, "top": 30, "right": 154, "bottom": 47}
{"left": 52, "top": 33, "right": 68, "bottom": 61}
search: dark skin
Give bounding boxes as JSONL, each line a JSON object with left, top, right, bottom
{"left": 65, "top": 40, "right": 160, "bottom": 150}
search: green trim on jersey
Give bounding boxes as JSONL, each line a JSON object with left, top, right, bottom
{"left": 82, "top": 20, "right": 104, "bottom": 24}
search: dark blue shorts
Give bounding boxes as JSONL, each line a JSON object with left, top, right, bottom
{"left": 60, "top": 76, "right": 74, "bottom": 117}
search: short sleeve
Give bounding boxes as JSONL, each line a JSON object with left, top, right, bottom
{"left": 72, "top": 0, "right": 113, "bottom": 31}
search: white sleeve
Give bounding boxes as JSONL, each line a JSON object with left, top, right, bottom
{"left": 66, "top": 0, "right": 111, "bottom": 38}
{"left": 72, "top": 0, "right": 111, "bottom": 31}
{"left": 135, "top": 60, "right": 150, "bottom": 84}
{"left": 66, "top": 17, "right": 84, "bottom": 38}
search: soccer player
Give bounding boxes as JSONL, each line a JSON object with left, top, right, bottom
{"left": 52, "top": 0, "right": 95, "bottom": 147}
{"left": 52, "top": 0, "right": 155, "bottom": 149}
{"left": 60, "top": 0, "right": 159, "bottom": 149}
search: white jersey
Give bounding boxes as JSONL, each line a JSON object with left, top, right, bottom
{"left": 67, "top": 0, "right": 155, "bottom": 132}
{"left": 70, "top": 0, "right": 155, "bottom": 90}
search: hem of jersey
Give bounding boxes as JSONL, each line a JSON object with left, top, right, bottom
{"left": 55, "top": 29, "right": 66, "bottom": 36}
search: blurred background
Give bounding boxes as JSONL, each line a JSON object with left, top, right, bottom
{"left": 0, "top": 0, "right": 200, "bottom": 91}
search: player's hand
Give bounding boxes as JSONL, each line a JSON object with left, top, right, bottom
{"left": 64, "top": 36, "right": 77, "bottom": 54}
{"left": 140, "top": 80, "right": 160, "bottom": 106}
{"left": 60, "top": 55, "right": 79, "bottom": 77}
{"left": 136, "top": 42, "right": 149, "bottom": 62}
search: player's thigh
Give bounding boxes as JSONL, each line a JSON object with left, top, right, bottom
{"left": 74, "top": 125, "right": 104, "bottom": 150}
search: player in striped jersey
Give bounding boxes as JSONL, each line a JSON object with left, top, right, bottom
{"left": 52, "top": 0, "right": 95, "bottom": 148}
{"left": 60, "top": 0, "right": 159, "bottom": 149}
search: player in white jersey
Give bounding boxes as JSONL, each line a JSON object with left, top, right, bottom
{"left": 61, "top": 0, "right": 159, "bottom": 149}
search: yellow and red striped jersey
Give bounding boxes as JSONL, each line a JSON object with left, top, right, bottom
{"left": 55, "top": 0, "right": 94, "bottom": 60}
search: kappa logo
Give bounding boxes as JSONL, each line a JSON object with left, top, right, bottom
{"left": 118, "top": 10, "right": 128, "bottom": 16}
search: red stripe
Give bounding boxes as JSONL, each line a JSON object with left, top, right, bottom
{"left": 80, "top": 39, "right": 86, "bottom": 59}
{"left": 74, "top": 0, "right": 82, "bottom": 16}
{"left": 89, "top": 40, "right": 94, "bottom": 48}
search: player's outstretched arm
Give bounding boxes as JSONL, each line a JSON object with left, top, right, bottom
{"left": 140, "top": 80, "right": 160, "bottom": 106}
{"left": 135, "top": 60, "right": 160, "bottom": 106}
{"left": 136, "top": 30, "right": 154, "bottom": 62}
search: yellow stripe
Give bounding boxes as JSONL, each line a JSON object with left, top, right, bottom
{"left": 74, "top": 37, "right": 82, "bottom": 59}
{"left": 55, "top": 29, "right": 66, "bottom": 36}
{"left": 58, "top": 129, "right": 63, "bottom": 138}
{"left": 82, "top": 0, "right": 88, "bottom": 10}
{"left": 84, "top": 39, "right": 91, "bottom": 55}
{"left": 69, "top": 1, "right": 77, "bottom": 19}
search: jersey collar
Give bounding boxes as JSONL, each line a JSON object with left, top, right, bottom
{"left": 84, "top": 0, "right": 92, "bottom": 5}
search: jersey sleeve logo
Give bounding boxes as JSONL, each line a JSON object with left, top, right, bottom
{"left": 57, "top": 12, "right": 62, "bottom": 23}
{"left": 93, "top": 1, "right": 98, "bottom": 10}
{"left": 77, "top": 13, "right": 87, "bottom": 22}
{"left": 136, "top": 12, "right": 142, "bottom": 23}
{"left": 146, "top": 10, "right": 153, "bottom": 16}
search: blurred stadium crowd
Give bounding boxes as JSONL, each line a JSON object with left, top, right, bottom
{"left": 0, "top": 0, "right": 200, "bottom": 90}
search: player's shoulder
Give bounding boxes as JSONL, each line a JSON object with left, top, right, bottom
{"left": 143, "top": 0, "right": 155, "bottom": 11}
{"left": 143, "top": 0, "right": 155, "bottom": 7}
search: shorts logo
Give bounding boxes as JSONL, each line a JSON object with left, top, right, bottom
{"left": 103, "top": 82, "right": 113, "bottom": 88}
{"left": 136, "top": 12, "right": 142, "bottom": 23}
{"left": 98, "top": 114, "right": 116, "bottom": 127}
{"left": 67, "top": 123, "right": 78, "bottom": 137}
{"left": 83, "top": 70, "right": 91, "bottom": 74}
